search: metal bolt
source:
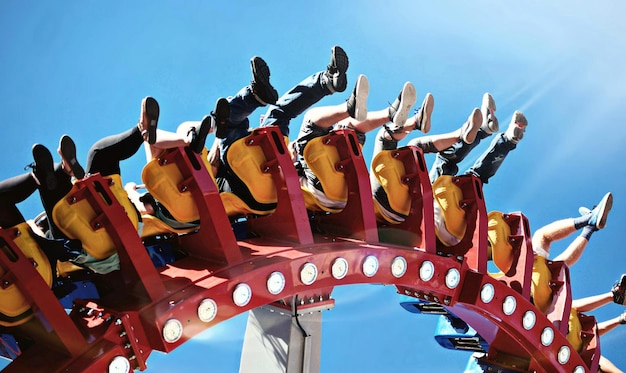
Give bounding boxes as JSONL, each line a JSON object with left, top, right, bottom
{"left": 115, "top": 319, "right": 123, "bottom": 325}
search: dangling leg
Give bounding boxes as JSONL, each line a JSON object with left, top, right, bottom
{"left": 261, "top": 46, "right": 349, "bottom": 137}
{"left": 336, "top": 80, "right": 416, "bottom": 146}
{"left": 85, "top": 97, "right": 159, "bottom": 176}
{"left": 429, "top": 93, "right": 497, "bottom": 182}
{"left": 540, "top": 193, "right": 612, "bottom": 266}
{"left": 465, "top": 110, "right": 527, "bottom": 184}
{"left": 409, "top": 107, "right": 481, "bottom": 154}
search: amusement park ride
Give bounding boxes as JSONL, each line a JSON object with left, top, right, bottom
{"left": 0, "top": 126, "right": 600, "bottom": 372}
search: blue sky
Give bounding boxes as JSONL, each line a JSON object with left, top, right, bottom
{"left": 2, "top": 1, "right": 626, "bottom": 371}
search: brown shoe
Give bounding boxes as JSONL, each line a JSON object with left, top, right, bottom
{"left": 58, "top": 135, "right": 85, "bottom": 179}
{"left": 139, "top": 96, "right": 160, "bottom": 144}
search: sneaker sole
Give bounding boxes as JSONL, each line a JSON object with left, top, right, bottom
{"left": 331, "top": 46, "right": 349, "bottom": 74}
{"left": 192, "top": 115, "right": 212, "bottom": 154}
{"left": 251, "top": 56, "right": 271, "bottom": 86}
{"left": 417, "top": 93, "right": 434, "bottom": 134}
{"left": 392, "top": 82, "right": 417, "bottom": 127}
{"left": 481, "top": 93, "right": 498, "bottom": 134}
{"left": 462, "top": 108, "right": 482, "bottom": 144}
{"left": 353, "top": 74, "right": 369, "bottom": 122}
{"left": 251, "top": 56, "right": 278, "bottom": 104}
{"left": 213, "top": 97, "right": 230, "bottom": 139}
{"left": 60, "top": 135, "right": 85, "bottom": 179}
{"left": 595, "top": 192, "right": 613, "bottom": 229}
{"left": 143, "top": 96, "right": 160, "bottom": 145}
{"left": 32, "top": 144, "right": 57, "bottom": 190}
{"left": 481, "top": 92, "right": 496, "bottom": 113}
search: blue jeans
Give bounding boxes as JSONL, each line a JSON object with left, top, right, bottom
{"left": 219, "top": 71, "right": 332, "bottom": 160}
{"left": 261, "top": 71, "right": 333, "bottom": 136}
{"left": 217, "top": 71, "right": 333, "bottom": 204}
{"left": 430, "top": 130, "right": 517, "bottom": 184}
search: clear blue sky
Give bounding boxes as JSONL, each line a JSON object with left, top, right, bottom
{"left": 1, "top": 1, "right": 626, "bottom": 371}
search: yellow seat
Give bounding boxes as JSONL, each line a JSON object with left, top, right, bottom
{"left": 140, "top": 214, "right": 198, "bottom": 238}
{"left": 566, "top": 307, "right": 583, "bottom": 352}
{"left": 142, "top": 147, "right": 213, "bottom": 223}
{"left": 487, "top": 211, "right": 514, "bottom": 274}
{"left": 226, "top": 135, "right": 277, "bottom": 206}
{"left": 432, "top": 175, "right": 466, "bottom": 246}
{"left": 301, "top": 136, "right": 347, "bottom": 212}
{"left": 144, "top": 135, "right": 279, "bottom": 219}
{"left": 531, "top": 255, "right": 554, "bottom": 314}
{"left": 371, "top": 150, "right": 410, "bottom": 224}
{"left": 0, "top": 223, "right": 52, "bottom": 327}
{"left": 52, "top": 174, "right": 139, "bottom": 260}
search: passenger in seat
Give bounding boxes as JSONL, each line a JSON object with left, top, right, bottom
{"left": 290, "top": 74, "right": 417, "bottom": 210}
{"left": 0, "top": 171, "right": 81, "bottom": 278}
{"left": 371, "top": 92, "right": 481, "bottom": 223}
{"left": 565, "top": 275, "right": 626, "bottom": 370}
{"left": 211, "top": 46, "right": 351, "bottom": 212}
{"left": 25, "top": 96, "right": 219, "bottom": 273}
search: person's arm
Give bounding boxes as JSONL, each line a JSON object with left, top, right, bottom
{"left": 124, "top": 182, "right": 153, "bottom": 215}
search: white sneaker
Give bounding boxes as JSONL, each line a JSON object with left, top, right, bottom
{"left": 480, "top": 92, "right": 498, "bottom": 134}
{"left": 346, "top": 74, "right": 369, "bottom": 121}
{"left": 414, "top": 93, "right": 434, "bottom": 134}
{"left": 504, "top": 111, "right": 528, "bottom": 143}
{"left": 461, "top": 108, "right": 482, "bottom": 144}
{"left": 389, "top": 82, "right": 417, "bottom": 127}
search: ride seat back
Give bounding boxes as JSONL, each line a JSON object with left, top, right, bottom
{"left": 140, "top": 215, "right": 197, "bottom": 238}
{"left": 567, "top": 310, "right": 600, "bottom": 371}
{"left": 299, "top": 129, "right": 378, "bottom": 242}
{"left": 433, "top": 175, "right": 467, "bottom": 245}
{"left": 372, "top": 146, "right": 436, "bottom": 250}
{"left": 226, "top": 133, "right": 278, "bottom": 206}
{"left": 0, "top": 223, "right": 52, "bottom": 327}
{"left": 142, "top": 147, "right": 213, "bottom": 223}
{"left": 531, "top": 257, "right": 572, "bottom": 334}
{"left": 486, "top": 212, "right": 534, "bottom": 299}
{"left": 301, "top": 135, "right": 348, "bottom": 213}
{"left": 52, "top": 174, "right": 139, "bottom": 260}
{"left": 432, "top": 175, "right": 488, "bottom": 272}
{"left": 371, "top": 149, "right": 411, "bottom": 223}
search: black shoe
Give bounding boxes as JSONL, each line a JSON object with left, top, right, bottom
{"left": 141, "top": 96, "right": 160, "bottom": 145}
{"left": 31, "top": 144, "right": 57, "bottom": 190}
{"left": 250, "top": 56, "right": 278, "bottom": 105}
{"left": 190, "top": 115, "right": 212, "bottom": 154}
{"left": 59, "top": 135, "right": 85, "bottom": 179}
{"left": 324, "top": 45, "right": 349, "bottom": 93}
{"left": 211, "top": 97, "right": 230, "bottom": 139}
{"left": 612, "top": 274, "right": 626, "bottom": 305}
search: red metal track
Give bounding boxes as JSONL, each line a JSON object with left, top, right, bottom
{"left": 0, "top": 127, "right": 599, "bottom": 372}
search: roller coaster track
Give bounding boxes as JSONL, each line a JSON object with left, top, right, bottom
{"left": 0, "top": 127, "right": 599, "bottom": 372}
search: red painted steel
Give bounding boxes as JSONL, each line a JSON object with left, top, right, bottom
{"left": 0, "top": 129, "right": 599, "bottom": 373}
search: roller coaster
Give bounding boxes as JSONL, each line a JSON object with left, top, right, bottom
{"left": 0, "top": 126, "right": 600, "bottom": 372}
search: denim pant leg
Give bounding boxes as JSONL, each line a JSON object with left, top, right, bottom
{"left": 261, "top": 72, "right": 333, "bottom": 137}
{"left": 429, "top": 129, "right": 491, "bottom": 182}
{"left": 219, "top": 86, "right": 264, "bottom": 164}
{"left": 466, "top": 133, "right": 516, "bottom": 184}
